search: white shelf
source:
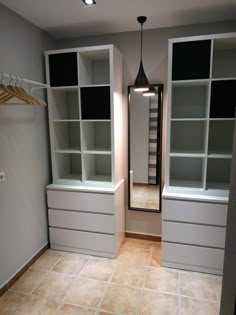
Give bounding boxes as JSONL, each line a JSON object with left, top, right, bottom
{"left": 209, "top": 118, "right": 235, "bottom": 121}
{"left": 171, "top": 118, "right": 207, "bottom": 121}
{"left": 80, "top": 84, "right": 110, "bottom": 88}
{"left": 211, "top": 77, "right": 236, "bottom": 81}
{"left": 170, "top": 152, "right": 206, "bottom": 157}
{"left": 83, "top": 150, "right": 112, "bottom": 155}
{"left": 172, "top": 79, "right": 209, "bottom": 86}
{"left": 55, "top": 149, "right": 81, "bottom": 154}
{"left": 51, "top": 86, "right": 79, "bottom": 91}
{"left": 207, "top": 153, "right": 232, "bottom": 159}
{"left": 53, "top": 119, "right": 80, "bottom": 122}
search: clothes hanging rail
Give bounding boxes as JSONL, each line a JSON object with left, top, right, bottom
{"left": 0, "top": 72, "right": 49, "bottom": 106}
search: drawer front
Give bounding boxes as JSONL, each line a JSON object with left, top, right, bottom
{"left": 162, "top": 221, "right": 226, "bottom": 248}
{"left": 162, "top": 199, "right": 227, "bottom": 226}
{"left": 47, "top": 190, "right": 114, "bottom": 214}
{"left": 49, "top": 227, "right": 115, "bottom": 253}
{"left": 162, "top": 242, "right": 224, "bottom": 270}
{"left": 49, "top": 209, "right": 114, "bottom": 234}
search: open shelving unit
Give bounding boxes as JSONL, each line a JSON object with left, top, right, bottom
{"left": 45, "top": 45, "right": 125, "bottom": 258}
{"left": 45, "top": 46, "right": 123, "bottom": 187}
{"left": 166, "top": 34, "right": 236, "bottom": 197}
{"left": 162, "top": 33, "right": 236, "bottom": 275}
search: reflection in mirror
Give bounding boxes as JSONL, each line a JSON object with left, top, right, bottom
{"left": 128, "top": 84, "right": 163, "bottom": 212}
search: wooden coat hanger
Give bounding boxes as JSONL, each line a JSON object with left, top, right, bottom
{"left": 0, "top": 74, "right": 46, "bottom": 106}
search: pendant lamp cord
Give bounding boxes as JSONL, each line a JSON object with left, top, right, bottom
{"left": 140, "top": 22, "right": 143, "bottom": 61}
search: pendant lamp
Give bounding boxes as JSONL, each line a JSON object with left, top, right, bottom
{"left": 143, "top": 85, "right": 156, "bottom": 96}
{"left": 134, "top": 16, "right": 149, "bottom": 92}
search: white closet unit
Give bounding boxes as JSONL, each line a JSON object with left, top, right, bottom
{"left": 45, "top": 45, "right": 125, "bottom": 258}
{"left": 162, "top": 33, "right": 236, "bottom": 275}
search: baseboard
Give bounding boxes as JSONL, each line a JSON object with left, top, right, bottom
{"left": 125, "top": 231, "right": 162, "bottom": 242}
{"left": 0, "top": 243, "right": 49, "bottom": 297}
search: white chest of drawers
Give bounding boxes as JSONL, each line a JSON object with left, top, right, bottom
{"left": 47, "top": 180, "right": 125, "bottom": 258}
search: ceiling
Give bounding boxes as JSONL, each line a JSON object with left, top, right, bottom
{"left": 1, "top": 0, "right": 236, "bottom": 39}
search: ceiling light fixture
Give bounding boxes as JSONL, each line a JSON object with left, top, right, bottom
{"left": 82, "top": 0, "right": 96, "bottom": 5}
{"left": 143, "top": 85, "right": 156, "bottom": 97}
{"left": 134, "top": 16, "right": 149, "bottom": 92}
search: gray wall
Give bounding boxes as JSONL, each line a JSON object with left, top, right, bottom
{"left": 130, "top": 88, "right": 149, "bottom": 183}
{"left": 57, "top": 20, "right": 236, "bottom": 236}
{"left": 0, "top": 4, "right": 56, "bottom": 288}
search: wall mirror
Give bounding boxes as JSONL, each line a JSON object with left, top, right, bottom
{"left": 128, "top": 84, "right": 163, "bottom": 212}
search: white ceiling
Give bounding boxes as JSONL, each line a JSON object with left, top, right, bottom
{"left": 1, "top": 0, "right": 236, "bottom": 39}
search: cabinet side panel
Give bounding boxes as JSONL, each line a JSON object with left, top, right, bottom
{"left": 112, "top": 48, "right": 124, "bottom": 184}
{"left": 114, "top": 180, "right": 125, "bottom": 255}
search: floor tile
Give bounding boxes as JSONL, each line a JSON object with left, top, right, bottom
{"left": 180, "top": 271, "right": 217, "bottom": 301}
{"left": 215, "top": 276, "right": 222, "bottom": 302}
{"left": 145, "top": 267, "right": 179, "bottom": 294}
{"left": 0, "top": 291, "right": 27, "bottom": 315}
{"left": 80, "top": 259, "right": 116, "bottom": 281}
{"left": 180, "top": 297, "right": 220, "bottom": 315}
{"left": 139, "top": 290, "right": 179, "bottom": 315}
{"left": 97, "top": 312, "right": 118, "bottom": 315}
{"left": 149, "top": 249, "right": 161, "bottom": 267}
{"left": 100, "top": 284, "right": 141, "bottom": 314}
{"left": 111, "top": 264, "right": 146, "bottom": 287}
{"left": 53, "top": 254, "right": 88, "bottom": 275}
{"left": 65, "top": 278, "right": 106, "bottom": 308}
{"left": 11, "top": 269, "right": 47, "bottom": 293}
{"left": 116, "top": 247, "right": 150, "bottom": 266}
{"left": 33, "top": 271, "right": 75, "bottom": 300}
{"left": 152, "top": 241, "right": 162, "bottom": 249}
{"left": 122, "top": 238, "right": 153, "bottom": 249}
{"left": 30, "top": 250, "right": 63, "bottom": 271}
{"left": 57, "top": 303, "right": 96, "bottom": 314}
{"left": 14, "top": 295, "right": 60, "bottom": 315}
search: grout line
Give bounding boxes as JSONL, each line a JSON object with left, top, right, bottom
{"left": 96, "top": 260, "right": 119, "bottom": 313}
{"left": 10, "top": 249, "right": 70, "bottom": 314}
{"left": 135, "top": 242, "right": 153, "bottom": 315}
{"left": 61, "top": 257, "right": 91, "bottom": 303}
{"left": 213, "top": 276, "right": 222, "bottom": 306}
{"left": 178, "top": 270, "right": 181, "bottom": 315}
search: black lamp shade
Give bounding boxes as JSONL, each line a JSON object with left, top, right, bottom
{"left": 134, "top": 60, "right": 149, "bottom": 92}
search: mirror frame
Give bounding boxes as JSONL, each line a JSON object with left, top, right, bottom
{"left": 128, "top": 83, "right": 164, "bottom": 213}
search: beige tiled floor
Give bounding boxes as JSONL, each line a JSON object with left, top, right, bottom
{"left": 0, "top": 238, "right": 222, "bottom": 315}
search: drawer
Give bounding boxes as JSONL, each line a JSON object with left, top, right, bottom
{"left": 47, "top": 190, "right": 114, "bottom": 214}
{"left": 162, "top": 199, "right": 227, "bottom": 226}
{"left": 162, "top": 221, "right": 226, "bottom": 248}
{"left": 49, "top": 209, "right": 114, "bottom": 234}
{"left": 49, "top": 227, "right": 115, "bottom": 253}
{"left": 162, "top": 242, "right": 224, "bottom": 271}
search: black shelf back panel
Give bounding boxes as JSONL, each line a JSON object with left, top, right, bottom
{"left": 81, "top": 86, "right": 110, "bottom": 120}
{"left": 49, "top": 52, "right": 78, "bottom": 87}
{"left": 210, "top": 80, "right": 236, "bottom": 118}
{"left": 172, "top": 40, "right": 211, "bottom": 80}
